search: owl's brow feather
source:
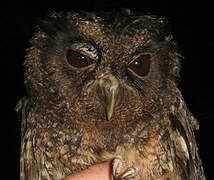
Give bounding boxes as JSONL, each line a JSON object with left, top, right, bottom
{"left": 119, "top": 16, "right": 146, "bottom": 37}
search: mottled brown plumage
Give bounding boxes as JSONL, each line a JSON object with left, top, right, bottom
{"left": 16, "top": 10, "right": 206, "bottom": 179}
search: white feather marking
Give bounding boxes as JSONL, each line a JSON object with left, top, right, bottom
{"left": 179, "top": 135, "right": 189, "bottom": 160}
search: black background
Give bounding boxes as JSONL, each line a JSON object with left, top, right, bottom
{"left": 5, "top": 1, "right": 214, "bottom": 179}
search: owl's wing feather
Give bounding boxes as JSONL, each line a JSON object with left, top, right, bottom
{"left": 16, "top": 97, "right": 38, "bottom": 180}
{"left": 15, "top": 97, "right": 29, "bottom": 142}
{"left": 171, "top": 104, "right": 206, "bottom": 180}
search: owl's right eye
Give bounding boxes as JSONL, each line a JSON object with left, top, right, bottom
{"left": 127, "top": 54, "right": 151, "bottom": 78}
{"left": 66, "top": 50, "right": 97, "bottom": 71}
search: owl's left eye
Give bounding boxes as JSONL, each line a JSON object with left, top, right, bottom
{"left": 66, "top": 50, "right": 96, "bottom": 71}
{"left": 128, "top": 54, "right": 151, "bottom": 78}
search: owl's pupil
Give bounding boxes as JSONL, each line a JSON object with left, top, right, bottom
{"left": 79, "top": 55, "right": 88, "bottom": 61}
{"left": 134, "top": 59, "right": 143, "bottom": 67}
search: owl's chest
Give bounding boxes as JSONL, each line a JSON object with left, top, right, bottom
{"left": 76, "top": 120, "right": 181, "bottom": 179}
{"left": 80, "top": 120, "right": 145, "bottom": 151}
{"left": 76, "top": 120, "right": 156, "bottom": 163}
{"left": 24, "top": 118, "right": 181, "bottom": 179}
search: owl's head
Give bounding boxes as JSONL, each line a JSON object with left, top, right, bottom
{"left": 24, "top": 10, "right": 180, "bottom": 122}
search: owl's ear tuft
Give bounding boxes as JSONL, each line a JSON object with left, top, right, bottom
{"left": 36, "top": 12, "right": 73, "bottom": 37}
{"left": 120, "top": 8, "right": 133, "bottom": 16}
{"left": 168, "top": 50, "right": 182, "bottom": 82}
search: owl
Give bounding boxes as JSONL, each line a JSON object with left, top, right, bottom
{"left": 16, "top": 10, "right": 206, "bottom": 180}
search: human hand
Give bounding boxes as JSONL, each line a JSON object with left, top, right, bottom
{"left": 63, "top": 161, "right": 112, "bottom": 180}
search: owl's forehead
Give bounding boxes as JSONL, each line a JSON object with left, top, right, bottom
{"left": 71, "top": 12, "right": 152, "bottom": 58}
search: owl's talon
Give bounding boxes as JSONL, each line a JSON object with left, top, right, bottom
{"left": 112, "top": 156, "right": 141, "bottom": 180}
{"left": 112, "top": 155, "right": 123, "bottom": 180}
{"left": 119, "top": 166, "right": 140, "bottom": 179}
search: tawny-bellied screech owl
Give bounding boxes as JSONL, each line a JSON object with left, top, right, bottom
{"left": 16, "top": 10, "right": 206, "bottom": 180}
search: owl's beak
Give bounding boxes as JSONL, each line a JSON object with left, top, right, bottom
{"left": 99, "top": 74, "right": 119, "bottom": 120}
{"left": 106, "top": 84, "right": 117, "bottom": 120}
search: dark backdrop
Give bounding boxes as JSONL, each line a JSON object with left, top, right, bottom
{"left": 5, "top": 1, "right": 213, "bottom": 179}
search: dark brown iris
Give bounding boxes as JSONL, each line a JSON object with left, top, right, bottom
{"left": 128, "top": 54, "right": 151, "bottom": 78}
{"left": 66, "top": 50, "right": 96, "bottom": 71}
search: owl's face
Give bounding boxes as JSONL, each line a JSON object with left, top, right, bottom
{"left": 25, "top": 11, "right": 180, "bottom": 123}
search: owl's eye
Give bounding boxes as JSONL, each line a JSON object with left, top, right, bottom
{"left": 128, "top": 54, "right": 151, "bottom": 78}
{"left": 66, "top": 50, "right": 96, "bottom": 71}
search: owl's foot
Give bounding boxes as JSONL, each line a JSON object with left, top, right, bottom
{"left": 112, "top": 156, "right": 141, "bottom": 180}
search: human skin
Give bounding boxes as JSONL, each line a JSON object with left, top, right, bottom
{"left": 63, "top": 161, "right": 113, "bottom": 180}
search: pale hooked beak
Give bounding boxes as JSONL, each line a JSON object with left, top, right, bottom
{"left": 99, "top": 74, "right": 119, "bottom": 120}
